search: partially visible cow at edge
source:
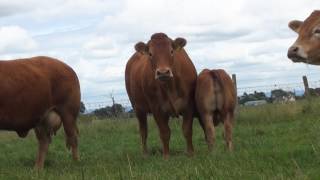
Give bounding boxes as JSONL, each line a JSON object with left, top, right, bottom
{"left": 0, "top": 56, "right": 81, "bottom": 169}
{"left": 288, "top": 10, "right": 320, "bottom": 65}
{"left": 195, "top": 69, "right": 236, "bottom": 151}
{"left": 125, "top": 33, "right": 197, "bottom": 159}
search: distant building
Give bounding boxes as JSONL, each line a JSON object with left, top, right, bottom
{"left": 272, "top": 93, "right": 296, "bottom": 103}
{"left": 244, "top": 100, "right": 268, "bottom": 106}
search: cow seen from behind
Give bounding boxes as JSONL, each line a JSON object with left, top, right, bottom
{"left": 195, "top": 69, "right": 236, "bottom": 151}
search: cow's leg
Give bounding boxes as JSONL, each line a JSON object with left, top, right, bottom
{"left": 61, "top": 113, "right": 79, "bottom": 161}
{"left": 197, "top": 114, "right": 207, "bottom": 141}
{"left": 201, "top": 112, "right": 215, "bottom": 151}
{"left": 34, "top": 127, "right": 51, "bottom": 170}
{"left": 154, "top": 113, "right": 170, "bottom": 159}
{"left": 223, "top": 112, "right": 233, "bottom": 151}
{"left": 136, "top": 110, "right": 148, "bottom": 156}
{"left": 182, "top": 110, "right": 194, "bottom": 156}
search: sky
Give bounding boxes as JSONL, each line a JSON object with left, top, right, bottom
{"left": 0, "top": 0, "right": 320, "bottom": 110}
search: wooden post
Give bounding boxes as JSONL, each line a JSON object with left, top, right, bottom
{"left": 303, "top": 75, "right": 309, "bottom": 96}
{"left": 232, "top": 74, "right": 239, "bottom": 116}
{"left": 232, "top": 74, "right": 237, "bottom": 98}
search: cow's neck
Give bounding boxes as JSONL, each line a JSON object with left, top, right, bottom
{"left": 158, "top": 78, "right": 183, "bottom": 117}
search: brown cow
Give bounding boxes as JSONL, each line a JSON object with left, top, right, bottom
{"left": 288, "top": 10, "right": 320, "bottom": 65}
{"left": 195, "top": 69, "right": 236, "bottom": 151}
{"left": 0, "top": 56, "right": 81, "bottom": 169}
{"left": 125, "top": 33, "right": 197, "bottom": 159}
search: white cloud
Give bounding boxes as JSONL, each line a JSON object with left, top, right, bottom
{"left": 1, "top": 0, "right": 320, "bottom": 105}
{"left": 83, "top": 36, "right": 119, "bottom": 59}
{"left": 0, "top": 26, "right": 37, "bottom": 53}
{"left": 0, "top": 0, "right": 123, "bottom": 19}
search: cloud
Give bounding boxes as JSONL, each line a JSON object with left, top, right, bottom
{"left": 0, "top": 0, "right": 124, "bottom": 19}
{"left": 1, "top": 0, "right": 320, "bottom": 105}
{"left": 83, "top": 36, "right": 119, "bottom": 59}
{"left": 0, "top": 26, "right": 37, "bottom": 53}
{"left": 0, "top": 1, "right": 38, "bottom": 17}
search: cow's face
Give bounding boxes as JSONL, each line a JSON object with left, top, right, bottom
{"left": 135, "top": 33, "right": 186, "bottom": 81}
{"left": 288, "top": 10, "right": 320, "bottom": 65}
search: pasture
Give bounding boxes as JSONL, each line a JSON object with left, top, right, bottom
{"left": 0, "top": 98, "right": 320, "bottom": 179}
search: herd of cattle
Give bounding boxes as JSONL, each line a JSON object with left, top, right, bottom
{"left": 0, "top": 10, "right": 319, "bottom": 170}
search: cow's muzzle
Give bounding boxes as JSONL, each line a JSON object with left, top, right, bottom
{"left": 287, "top": 45, "right": 307, "bottom": 62}
{"left": 155, "top": 68, "right": 173, "bottom": 81}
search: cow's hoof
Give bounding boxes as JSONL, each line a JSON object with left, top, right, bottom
{"left": 208, "top": 145, "right": 214, "bottom": 152}
{"left": 33, "top": 165, "right": 43, "bottom": 171}
{"left": 186, "top": 151, "right": 194, "bottom": 157}
{"left": 142, "top": 152, "right": 149, "bottom": 158}
{"left": 163, "top": 154, "right": 169, "bottom": 160}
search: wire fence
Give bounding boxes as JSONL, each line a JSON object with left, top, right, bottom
{"left": 83, "top": 75, "right": 320, "bottom": 112}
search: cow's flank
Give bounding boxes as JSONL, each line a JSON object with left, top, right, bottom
{"left": 0, "top": 56, "right": 81, "bottom": 169}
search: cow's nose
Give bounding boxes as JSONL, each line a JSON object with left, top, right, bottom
{"left": 156, "top": 68, "right": 172, "bottom": 80}
{"left": 287, "top": 45, "right": 299, "bottom": 58}
{"left": 289, "top": 46, "right": 299, "bottom": 53}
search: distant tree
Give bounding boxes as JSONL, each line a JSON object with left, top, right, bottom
{"left": 308, "top": 88, "right": 320, "bottom": 97}
{"left": 93, "top": 107, "right": 110, "bottom": 117}
{"left": 93, "top": 91, "right": 127, "bottom": 118}
{"left": 93, "top": 103, "right": 125, "bottom": 118}
{"left": 80, "top": 101, "right": 86, "bottom": 114}
{"left": 239, "top": 91, "right": 267, "bottom": 104}
{"left": 271, "top": 89, "right": 288, "bottom": 99}
{"left": 254, "top": 91, "right": 266, "bottom": 99}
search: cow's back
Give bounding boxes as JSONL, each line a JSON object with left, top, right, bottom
{"left": 0, "top": 56, "right": 80, "bottom": 132}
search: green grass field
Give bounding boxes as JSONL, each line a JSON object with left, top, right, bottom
{"left": 0, "top": 99, "right": 320, "bottom": 179}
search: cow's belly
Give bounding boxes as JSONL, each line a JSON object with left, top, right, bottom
{"left": 0, "top": 118, "right": 38, "bottom": 131}
{"left": 0, "top": 93, "right": 51, "bottom": 132}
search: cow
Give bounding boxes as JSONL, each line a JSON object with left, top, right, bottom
{"left": 195, "top": 69, "right": 236, "bottom": 151}
{"left": 0, "top": 56, "right": 81, "bottom": 169}
{"left": 288, "top": 10, "right": 320, "bottom": 65}
{"left": 125, "top": 33, "right": 197, "bottom": 159}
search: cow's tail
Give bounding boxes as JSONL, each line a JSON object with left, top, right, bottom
{"left": 209, "top": 70, "right": 237, "bottom": 121}
{"left": 209, "top": 70, "right": 225, "bottom": 122}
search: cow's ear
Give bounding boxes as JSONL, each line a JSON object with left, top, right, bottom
{"left": 135, "top": 42, "right": 148, "bottom": 54}
{"left": 289, "top": 20, "right": 303, "bottom": 33}
{"left": 173, "top": 38, "right": 186, "bottom": 50}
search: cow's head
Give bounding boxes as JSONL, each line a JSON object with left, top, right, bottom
{"left": 288, "top": 10, "right": 320, "bottom": 65}
{"left": 135, "top": 33, "right": 186, "bottom": 81}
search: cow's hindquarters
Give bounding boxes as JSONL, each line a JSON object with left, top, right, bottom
{"left": 196, "top": 69, "right": 235, "bottom": 151}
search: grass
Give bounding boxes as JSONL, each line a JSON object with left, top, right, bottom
{"left": 0, "top": 98, "right": 320, "bottom": 179}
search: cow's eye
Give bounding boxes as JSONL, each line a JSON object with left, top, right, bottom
{"left": 315, "top": 29, "right": 320, "bottom": 34}
{"left": 149, "top": 52, "right": 152, "bottom": 57}
{"left": 170, "top": 50, "right": 174, "bottom": 55}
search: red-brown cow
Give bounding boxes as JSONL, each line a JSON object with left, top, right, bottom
{"left": 125, "top": 33, "right": 197, "bottom": 159}
{"left": 0, "top": 56, "right": 81, "bottom": 169}
{"left": 288, "top": 10, "right": 320, "bottom": 65}
{"left": 195, "top": 69, "right": 236, "bottom": 151}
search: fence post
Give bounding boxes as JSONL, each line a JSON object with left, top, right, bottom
{"left": 232, "top": 74, "right": 238, "bottom": 101}
{"left": 303, "top": 75, "right": 309, "bottom": 96}
{"left": 232, "top": 74, "right": 239, "bottom": 116}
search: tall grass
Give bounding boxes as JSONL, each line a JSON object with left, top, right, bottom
{"left": 0, "top": 98, "right": 320, "bottom": 179}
